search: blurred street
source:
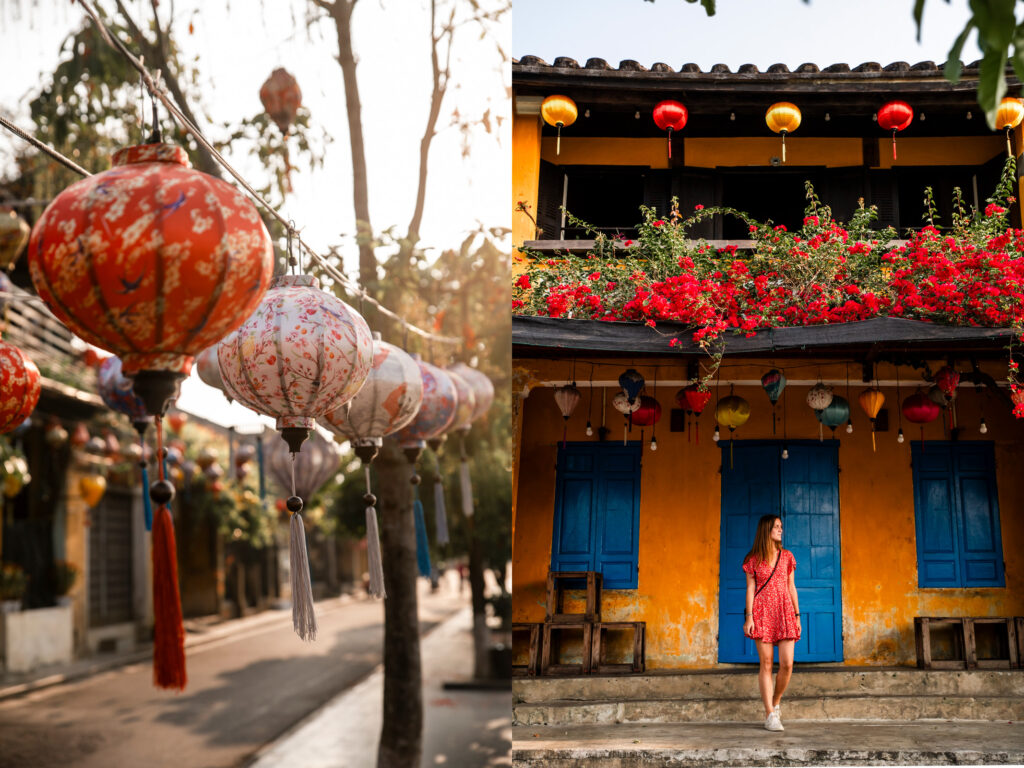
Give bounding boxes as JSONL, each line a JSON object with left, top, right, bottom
{"left": 0, "top": 576, "right": 493, "bottom": 768}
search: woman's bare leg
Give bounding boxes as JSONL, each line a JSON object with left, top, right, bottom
{"left": 756, "top": 640, "right": 775, "bottom": 717}
{"left": 773, "top": 640, "right": 795, "bottom": 707}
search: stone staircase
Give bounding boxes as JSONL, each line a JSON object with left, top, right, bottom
{"left": 513, "top": 667, "right": 1024, "bottom": 726}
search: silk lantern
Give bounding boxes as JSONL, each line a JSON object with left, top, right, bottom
{"left": 446, "top": 365, "right": 486, "bottom": 533}
{"left": 677, "top": 384, "right": 712, "bottom": 444}
{"left": 902, "top": 391, "right": 941, "bottom": 447}
{"left": 219, "top": 273, "right": 373, "bottom": 642}
{"left": 0, "top": 208, "right": 29, "bottom": 270}
{"left": 618, "top": 368, "right": 645, "bottom": 405}
{"left": 858, "top": 388, "right": 885, "bottom": 451}
{"left": 653, "top": 100, "right": 688, "bottom": 160}
{"left": 996, "top": 97, "right": 1024, "bottom": 156}
{"left": 322, "top": 338, "right": 423, "bottom": 598}
{"left": 877, "top": 100, "right": 913, "bottom": 160}
{"left": 195, "top": 345, "right": 228, "bottom": 398}
{"left": 79, "top": 473, "right": 107, "bottom": 508}
{"left": 631, "top": 395, "right": 661, "bottom": 450}
{"left": 766, "top": 102, "right": 801, "bottom": 163}
{"left": 260, "top": 68, "right": 302, "bottom": 134}
{"left": 815, "top": 395, "right": 850, "bottom": 441}
{"left": 28, "top": 142, "right": 275, "bottom": 421}
{"left": 716, "top": 394, "right": 750, "bottom": 468}
{"left": 394, "top": 358, "right": 458, "bottom": 495}
{"left": 265, "top": 429, "right": 340, "bottom": 503}
{"left": 446, "top": 369, "right": 477, "bottom": 436}
{"left": 0, "top": 341, "right": 40, "bottom": 434}
{"left": 541, "top": 95, "right": 578, "bottom": 155}
{"left": 554, "top": 383, "right": 582, "bottom": 447}
{"left": 935, "top": 365, "right": 960, "bottom": 403}
{"left": 448, "top": 362, "right": 494, "bottom": 423}
{"left": 760, "top": 369, "right": 787, "bottom": 435}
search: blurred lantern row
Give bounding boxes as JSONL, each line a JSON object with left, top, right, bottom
{"left": 550, "top": 364, "right": 993, "bottom": 455}
{"left": 540, "top": 94, "right": 1024, "bottom": 162}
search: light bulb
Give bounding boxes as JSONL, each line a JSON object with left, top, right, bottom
{"left": 846, "top": 421, "right": 853, "bottom": 434}
{"left": 650, "top": 436, "right": 658, "bottom": 451}
{"left": 712, "top": 426, "right": 720, "bottom": 442}
{"left": 586, "top": 421, "right": 593, "bottom": 436}
{"left": 897, "top": 428, "right": 905, "bottom": 444}
{"left": 980, "top": 418, "right": 988, "bottom": 434}
{"left": 782, "top": 447, "right": 789, "bottom": 460}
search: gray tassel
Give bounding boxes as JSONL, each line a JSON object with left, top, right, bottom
{"left": 290, "top": 511, "right": 318, "bottom": 641}
{"left": 433, "top": 477, "right": 450, "bottom": 545}
{"left": 459, "top": 459, "right": 474, "bottom": 518}
{"left": 365, "top": 506, "right": 386, "bottom": 598}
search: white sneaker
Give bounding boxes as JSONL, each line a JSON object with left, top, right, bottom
{"left": 765, "top": 711, "right": 784, "bottom": 731}
{"left": 773, "top": 703, "right": 781, "bottom": 719}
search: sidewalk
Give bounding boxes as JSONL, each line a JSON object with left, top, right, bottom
{"left": 512, "top": 721, "right": 1024, "bottom": 766}
{"left": 249, "top": 604, "right": 512, "bottom": 768}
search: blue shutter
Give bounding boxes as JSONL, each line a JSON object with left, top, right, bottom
{"left": 954, "top": 443, "right": 1004, "bottom": 587}
{"left": 913, "top": 444, "right": 961, "bottom": 587}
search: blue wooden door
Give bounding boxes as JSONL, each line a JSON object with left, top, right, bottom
{"left": 552, "top": 443, "right": 642, "bottom": 589}
{"left": 718, "top": 442, "right": 843, "bottom": 663}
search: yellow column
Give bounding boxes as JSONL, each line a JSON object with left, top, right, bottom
{"left": 512, "top": 98, "right": 543, "bottom": 250}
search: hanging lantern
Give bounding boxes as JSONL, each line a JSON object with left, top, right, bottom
{"left": 652, "top": 100, "right": 688, "bottom": 160}
{"left": 0, "top": 341, "right": 41, "bottom": 435}
{"left": 0, "top": 208, "right": 30, "bottom": 271}
{"left": 760, "top": 369, "right": 787, "bottom": 435}
{"left": 28, "top": 142, "right": 275, "bottom": 421}
{"left": 393, "top": 359, "right": 458, "bottom": 455}
{"left": 858, "top": 388, "right": 885, "bottom": 451}
{"left": 448, "top": 362, "right": 494, "bottom": 423}
{"left": 806, "top": 382, "right": 833, "bottom": 410}
{"left": 996, "top": 97, "right": 1024, "bottom": 156}
{"left": 815, "top": 395, "right": 850, "bottom": 440}
{"left": 676, "top": 384, "right": 712, "bottom": 444}
{"left": 259, "top": 68, "right": 302, "bottom": 134}
{"left": 195, "top": 345, "right": 227, "bottom": 397}
{"left": 265, "top": 430, "right": 340, "bottom": 502}
{"left": 631, "top": 395, "right": 661, "bottom": 427}
{"left": 321, "top": 338, "right": 423, "bottom": 599}
{"left": 541, "top": 95, "right": 578, "bottom": 155}
{"left": 765, "top": 102, "right": 801, "bottom": 163}
{"left": 553, "top": 383, "right": 582, "bottom": 447}
{"left": 716, "top": 394, "right": 750, "bottom": 469}
{"left": 167, "top": 412, "right": 188, "bottom": 436}
{"left": 197, "top": 446, "right": 217, "bottom": 472}
{"left": 618, "top": 369, "right": 645, "bottom": 405}
{"left": 45, "top": 421, "right": 69, "bottom": 449}
{"left": 877, "top": 100, "right": 913, "bottom": 160}
{"left": 934, "top": 366, "right": 960, "bottom": 402}
{"left": 98, "top": 356, "right": 154, "bottom": 434}
{"left": 446, "top": 370, "right": 477, "bottom": 434}
{"left": 902, "top": 391, "right": 941, "bottom": 447}
{"left": 79, "top": 473, "right": 107, "bottom": 508}
{"left": 219, "top": 273, "right": 373, "bottom": 642}
{"left": 71, "top": 422, "right": 90, "bottom": 448}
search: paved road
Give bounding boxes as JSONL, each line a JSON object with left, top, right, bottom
{"left": 0, "top": 586, "right": 466, "bottom": 768}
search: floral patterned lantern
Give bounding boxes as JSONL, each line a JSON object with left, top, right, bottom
{"left": 902, "top": 391, "right": 941, "bottom": 447}
{"left": 28, "top": 142, "right": 275, "bottom": 419}
{"left": 652, "top": 100, "right": 687, "bottom": 160}
{"left": 218, "top": 273, "right": 373, "bottom": 642}
{"left": 761, "top": 369, "right": 787, "bottom": 434}
{"left": 260, "top": 68, "right": 302, "bottom": 134}
{"left": 394, "top": 359, "right": 458, "bottom": 456}
{"left": 766, "top": 102, "right": 801, "bottom": 163}
{"left": 446, "top": 369, "right": 477, "bottom": 435}
{"left": 541, "top": 95, "right": 578, "bottom": 155}
{"left": 0, "top": 341, "right": 40, "bottom": 435}
{"left": 0, "top": 208, "right": 30, "bottom": 271}
{"left": 98, "top": 356, "right": 153, "bottom": 434}
{"left": 877, "top": 100, "right": 913, "bottom": 160}
{"left": 449, "top": 362, "right": 494, "bottom": 423}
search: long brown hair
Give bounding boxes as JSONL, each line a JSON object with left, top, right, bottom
{"left": 744, "top": 514, "right": 781, "bottom": 568}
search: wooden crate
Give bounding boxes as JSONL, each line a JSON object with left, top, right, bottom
{"left": 965, "top": 617, "right": 1019, "bottom": 669}
{"left": 915, "top": 617, "right": 965, "bottom": 669}
{"left": 915, "top": 616, "right": 1019, "bottom": 670}
{"left": 546, "top": 570, "right": 601, "bottom": 624}
{"left": 590, "top": 621, "right": 645, "bottom": 674}
{"left": 511, "top": 622, "right": 541, "bottom": 678}
{"left": 540, "top": 621, "right": 593, "bottom": 676}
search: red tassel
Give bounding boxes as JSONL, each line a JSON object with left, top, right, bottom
{"left": 667, "top": 127, "right": 673, "bottom": 160}
{"left": 892, "top": 130, "right": 898, "bottom": 161}
{"left": 152, "top": 504, "right": 186, "bottom": 690}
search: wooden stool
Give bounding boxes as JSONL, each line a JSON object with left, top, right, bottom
{"left": 540, "top": 620, "right": 593, "bottom": 676}
{"left": 546, "top": 570, "right": 602, "bottom": 623}
{"left": 965, "top": 617, "right": 1018, "bottom": 669}
{"left": 590, "top": 621, "right": 645, "bottom": 674}
{"left": 915, "top": 616, "right": 1019, "bottom": 669}
{"left": 511, "top": 622, "right": 541, "bottom": 677}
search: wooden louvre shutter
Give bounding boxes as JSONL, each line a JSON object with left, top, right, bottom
{"left": 678, "top": 169, "right": 717, "bottom": 239}
{"left": 867, "top": 170, "right": 900, "bottom": 230}
{"left": 536, "top": 160, "right": 565, "bottom": 240}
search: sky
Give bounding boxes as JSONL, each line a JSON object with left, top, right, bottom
{"left": 512, "top": 0, "right": 982, "bottom": 71}
{"left": 0, "top": 0, "right": 509, "bottom": 429}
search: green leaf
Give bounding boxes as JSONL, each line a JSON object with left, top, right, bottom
{"left": 977, "top": 43, "right": 1009, "bottom": 129}
{"left": 944, "top": 20, "right": 975, "bottom": 82}
{"left": 1012, "top": 22, "right": 1024, "bottom": 81}
{"left": 913, "top": 0, "right": 927, "bottom": 42}
{"left": 970, "top": 0, "right": 1016, "bottom": 51}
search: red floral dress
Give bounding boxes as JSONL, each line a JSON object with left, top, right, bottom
{"left": 743, "top": 549, "right": 800, "bottom": 644}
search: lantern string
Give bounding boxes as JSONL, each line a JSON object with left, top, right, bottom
{"left": 65, "top": 0, "right": 461, "bottom": 348}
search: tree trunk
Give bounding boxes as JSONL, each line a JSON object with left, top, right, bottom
{"left": 467, "top": 516, "right": 490, "bottom": 679}
{"left": 328, "top": 0, "right": 377, "bottom": 288}
{"left": 375, "top": 437, "right": 422, "bottom": 768}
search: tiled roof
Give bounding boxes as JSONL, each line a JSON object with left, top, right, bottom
{"left": 513, "top": 57, "right": 983, "bottom": 76}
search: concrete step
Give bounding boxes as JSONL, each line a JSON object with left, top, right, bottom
{"left": 514, "top": 694, "right": 1024, "bottom": 726}
{"left": 514, "top": 668, "right": 1024, "bottom": 704}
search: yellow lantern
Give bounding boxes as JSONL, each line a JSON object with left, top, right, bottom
{"left": 858, "top": 389, "right": 886, "bottom": 452}
{"left": 541, "top": 95, "right": 578, "bottom": 156}
{"left": 79, "top": 474, "right": 107, "bottom": 508}
{"left": 3, "top": 474, "right": 23, "bottom": 499}
{"left": 716, "top": 394, "right": 750, "bottom": 469}
{"left": 766, "top": 102, "right": 801, "bottom": 163}
{"left": 996, "top": 97, "right": 1024, "bottom": 157}
{"left": 0, "top": 208, "right": 30, "bottom": 271}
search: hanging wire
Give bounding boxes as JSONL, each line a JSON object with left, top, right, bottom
{"left": 0, "top": 114, "right": 91, "bottom": 178}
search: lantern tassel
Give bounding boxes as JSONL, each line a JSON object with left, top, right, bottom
{"left": 434, "top": 475, "right": 450, "bottom": 544}
{"left": 781, "top": 131, "right": 787, "bottom": 164}
{"left": 364, "top": 464, "right": 385, "bottom": 599}
{"left": 562, "top": 422, "right": 567, "bottom": 449}
{"left": 459, "top": 459, "right": 474, "bottom": 519}
{"left": 413, "top": 489, "right": 432, "bottom": 578}
{"left": 556, "top": 124, "right": 562, "bottom": 155}
{"left": 729, "top": 436, "right": 734, "bottom": 469}
{"left": 667, "top": 126, "right": 673, "bottom": 161}
{"left": 892, "top": 129, "right": 898, "bottom": 161}
{"left": 920, "top": 426, "right": 926, "bottom": 451}
{"left": 151, "top": 419, "right": 185, "bottom": 690}
{"left": 1007, "top": 127, "right": 1013, "bottom": 158}
{"left": 819, "top": 421, "right": 823, "bottom": 442}
{"left": 289, "top": 454, "right": 318, "bottom": 642}
{"left": 772, "top": 406, "right": 777, "bottom": 436}
{"left": 871, "top": 421, "right": 877, "bottom": 453}
{"left": 141, "top": 462, "right": 153, "bottom": 532}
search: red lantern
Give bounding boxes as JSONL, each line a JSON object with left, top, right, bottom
{"left": 29, "top": 142, "right": 274, "bottom": 417}
{"left": 631, "top": 395, "right": 662, "bottom": 427}
{"left": 676, "top": 384, "right": 711, "bottom": 444}
{"left": 934, "top": 366, "right": 960, "bottom": 401}
{"left": 902, "top": 391, "right": 940, "bottom": 447}
{"left": 878, "top": 101, "right": 913, "bottom": 160}
{"left": 0, "top": 340, "right": 40, "bottom": 434}
{"left": 167, "top": 412, "right": 188, "bottom": 435}
{"left": 652, "top": 100, "right": 687, "bottom": 160}
{"left": 260, "top": 68, "right": 302, "bottom": 134}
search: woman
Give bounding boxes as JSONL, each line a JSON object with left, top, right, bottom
{"left": 742, "top": 514, "right": 801, "bottom": 732}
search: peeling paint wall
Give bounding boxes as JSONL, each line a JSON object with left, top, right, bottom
{"left": 513, "top": 356, "right": 1024, "bottom": 668}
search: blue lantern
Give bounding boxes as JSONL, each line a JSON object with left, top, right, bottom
{"left": 618, "top": 368, "right": 645, "bottom": 405}
{"left": 761, "top": 369, "right": 787, "bottom": 435}
{"left": 815, "top": 395, "right": 850, "bottom": 440}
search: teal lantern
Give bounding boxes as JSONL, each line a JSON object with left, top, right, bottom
{"left": 815, "top": 395, "right": 850, "bottom": 441}
{"left": 760, "top": 369, "right": 787, "bottom": 434}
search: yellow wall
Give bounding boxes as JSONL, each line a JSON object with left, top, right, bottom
{"left": 513, "top": 357, "right": 1024, "bottom": 668}
{"left": 684, "top": 137, "right": 862, "bottom": 168}
{"left": 541, "top": 137, "right": 669, "bottom": 169}
{"left": 874, "top": 136, "right": 1005, "bottom": 169}
{"left": 513, "top": 112, "right": 543, "bottom": 248}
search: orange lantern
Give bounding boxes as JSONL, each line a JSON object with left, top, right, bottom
{"left": 0, "top": 340, "right": 40, "bottom": 434}
{"left": 858, "top": 388, "right": 886, "bottom": 452}
{"left": 167, "top": 412, "right": 188, "bottom": 435}
{"left": 259, "top": 68, "right": 302, "bottom": 134}
{"left": 79, "top": 474, "right": 107, "bottom": 508}
{"left": 765, "top": 102, "right": 801, "bottom": 163}
{"left": 996, "top": 97, "right": 1024, "bottom": 157}
{"left": 541, "top": 95, "right": 578, "bottom": 156}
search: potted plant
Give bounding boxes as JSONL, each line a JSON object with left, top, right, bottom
{"left": 0, "top": 563, "right": 27, "bottom": 612}
{"left": 53, "top": 560, "right": 78, "bottom": 607}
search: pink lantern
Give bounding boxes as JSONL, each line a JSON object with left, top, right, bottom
{"left": 394, "top": 360, "right": 458, "bottom": 450}
{"left": 217, "top": 273, "right": 373, "bottom": 642}
{"left": 449, "top": 362, "right": 494, "bottom": 423}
